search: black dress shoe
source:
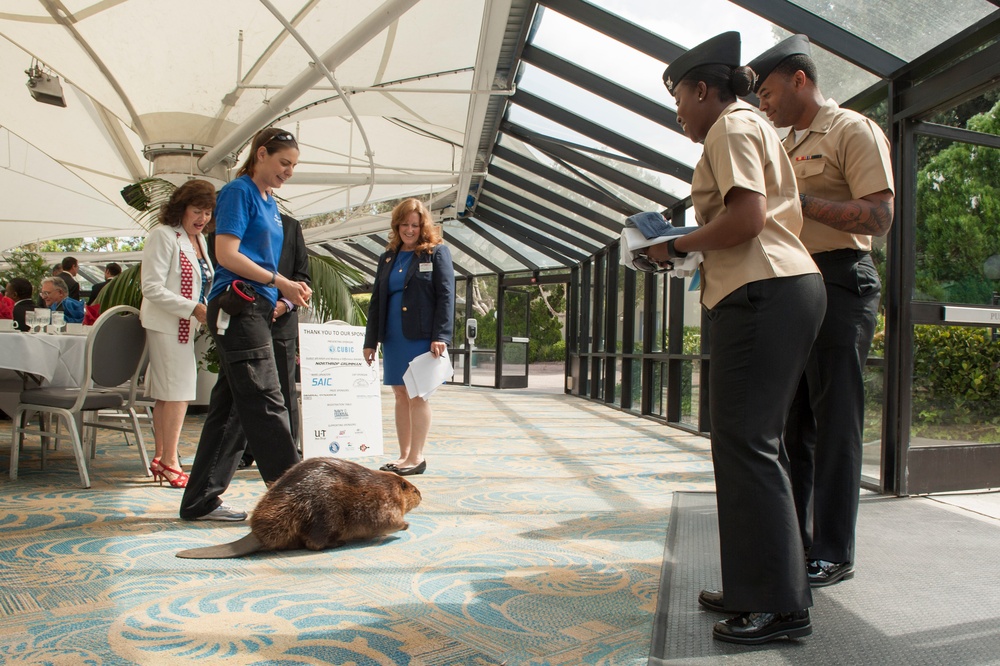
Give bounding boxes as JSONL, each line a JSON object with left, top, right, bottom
{"left": 394, "top": 460, "right": 426, "bottom": 476}
{"left": 808, "top": 560, "right": 854, "bottom": 587}
{"left": 698, "top": 589, "right": 727, "bottom": 613}
{"left": 713, "top": 610, "right": 811, "bottom": 645}
{"left": 378, "top": 463, "right": 399, "bottom": 471}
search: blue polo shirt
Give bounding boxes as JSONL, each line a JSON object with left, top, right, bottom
{"left": 208, "top": 175, "right": 283, "bottom": 306}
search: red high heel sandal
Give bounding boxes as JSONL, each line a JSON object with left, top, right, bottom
{"left": 151, "top": 460, "right": 189, "bottom": 488}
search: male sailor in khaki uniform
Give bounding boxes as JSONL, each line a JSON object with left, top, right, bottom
{"left": 747, "top": 35, "right": 894, "bottom": 588}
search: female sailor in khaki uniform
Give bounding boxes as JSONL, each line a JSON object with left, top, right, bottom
{"left": 645, "top": 32, "right": 825, "bottom": 645}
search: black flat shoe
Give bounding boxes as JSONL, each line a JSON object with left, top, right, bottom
{"left": 808, "top": 560, "right": 854, "bottom": 587}
{"left": 378, "top": 463, "right": 399, "bottom": 471}
{"left": 698, "top": 589, "right": 729, "bottom": 613}
{"left": 394, "top": 461, "right": 426, "bottom": 476}
{"left": 713, "top": 610, "right": 811, "bottom": 645}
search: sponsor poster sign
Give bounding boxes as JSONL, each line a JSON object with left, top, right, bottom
{"left": 298, "top": 323, "right": 383, "bottom": 459}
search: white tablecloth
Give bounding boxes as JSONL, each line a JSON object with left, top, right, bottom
{"left": 0, "top": 331, "right": 89, "bottom": 416}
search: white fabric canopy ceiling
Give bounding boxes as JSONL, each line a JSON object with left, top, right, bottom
{"left": 0, "top": 0, "right": 508, "bottom": 252}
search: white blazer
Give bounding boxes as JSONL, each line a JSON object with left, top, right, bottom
{"left": 140, "top": 224, "right": 214, "bottom": 336}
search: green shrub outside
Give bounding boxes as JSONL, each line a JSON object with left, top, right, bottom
{"left": 868, "top": 317, "right": 1000, "bottom": 439}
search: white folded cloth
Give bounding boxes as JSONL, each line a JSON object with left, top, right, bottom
{"left": 667, "top": 251, "right": 703, "bottom": 279}
{"left": 620, "top": 211, "right": 696, "bottom": 272}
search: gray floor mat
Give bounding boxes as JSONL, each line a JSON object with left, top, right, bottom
{"left": 650, "top": 492, "right": 1000, "bottom": 665}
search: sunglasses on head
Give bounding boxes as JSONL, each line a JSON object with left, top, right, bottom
{"left": 263, "top": 130, "right": 295, "bottom": 145}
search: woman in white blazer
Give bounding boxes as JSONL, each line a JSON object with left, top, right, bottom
{"left": 140, "top": 180, "right": 216, "bottom": 488}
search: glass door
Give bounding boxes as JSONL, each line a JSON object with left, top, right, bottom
{"left": 498, "top": 287, "right": 530, "bottom": 389}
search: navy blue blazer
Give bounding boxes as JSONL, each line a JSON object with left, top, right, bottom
{"left": 364, "top": 244, "right": 455, "bottom": 348}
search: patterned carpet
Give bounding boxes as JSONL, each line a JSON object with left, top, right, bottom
{"left": 0, "top": 386, "right": 714, "bottom": 665}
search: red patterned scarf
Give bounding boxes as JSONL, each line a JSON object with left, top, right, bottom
{"left": 177, "top": 233, "right": 194, "bottom": 343}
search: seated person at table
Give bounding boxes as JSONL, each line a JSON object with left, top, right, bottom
{"left": 4, "top": 278, "right": 34, "bottom": 332}
{"left": 40, "top": 276, "right": 84, "bottom": 324}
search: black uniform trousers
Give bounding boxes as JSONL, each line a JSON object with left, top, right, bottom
{"left": 708, "top": 273, "right": 825, "bottom": 613}
{"left": 230, "top": 333, "right": 299, "bottom": 464}
{"left": 179, "top": 294, "right": 301, "bottom": 520}
{"left": 784, "top": 249, "right": 881, "bottom": 564}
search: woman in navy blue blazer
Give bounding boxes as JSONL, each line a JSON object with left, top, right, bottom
{"left": 363, "top": 198, "right": 454, "bottom": 476}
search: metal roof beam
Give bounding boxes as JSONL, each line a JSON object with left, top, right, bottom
{"left": 462, "top": 219, "right": 543, "bottom": 270}
{"left": 895, "top": 37, "right": 1000, "bottom": 118}
{"left": 480, "top": 182, "right": 615, "bottom": 246}
{"left": 730, "top": 0, "right": 905, "bottom": 78}
{"left": 444, "top": 233, "right": 506, "bottom": 275}
{"left": 501, "top": 122, "right": 680, "bottom": 209}
{"left": 522, "top": 44, "right": 682, "bottom": 135}
{"left": 511, "top": 89, "right": 694, "bottom": 182}
{"left": 488, "top": 163, "right": 623, "bottom": 233}
{"left": 500, "top": 126, "right": 657, "bottom": 170}
{"left": 493, "top": 144, "right": 638, "bottom": 216}
{"left": 358, "top": 236, "right": 387, "bottom": 261}
{"left": 538, "top": 0, "right": 686, "bottom": 64}
{"left": 478, "top": 192, "right": 603, "bottom": 255}
{"left": 473, "top": 205, "right": 591, "bottom": 263}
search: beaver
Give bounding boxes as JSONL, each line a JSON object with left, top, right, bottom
{"left": 176, "top": 457, "right": 422, "bottom": 559}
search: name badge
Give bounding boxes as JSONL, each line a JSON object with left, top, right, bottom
{"left": 419, "top": 263, "right": 433, "bottom": 273}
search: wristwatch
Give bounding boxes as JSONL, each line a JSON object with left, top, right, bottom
{"left": 266, "top": 271, "right": 277, "bottom": 287}
{"left": 666, "top": 238, "right": 687, "bottom": 259}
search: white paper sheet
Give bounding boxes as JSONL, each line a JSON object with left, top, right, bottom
{"left": 403, "top": 350, "right": 454, "bottom": 400}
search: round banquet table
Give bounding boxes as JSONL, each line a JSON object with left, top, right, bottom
{"left": 0, "top": 330, "right": 89, "bottom": 417}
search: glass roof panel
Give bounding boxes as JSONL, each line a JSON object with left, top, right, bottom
{"left": 504, "top": 105, "right": 693, "bottom": 198}
{"left": 787, "top": 0, "right": 997, "bottom": 61}
{"left": 476, "top": 193, "right": 605, "bottom": 253}
{"left": 498, "top": 134, "right": 685, "bottom": 212}
{"left": 491, "top": 153, "right": 625, "bottom": 223}
{"left": 517, "top": 64, "right": 702, "bottom": 169}
{"left": 559, "top": 0, "right": 879, "bottom": 103}
{"left": 594, "top": 0, "right": 788, "bottom": 64}
{"left": 465, "top": 220, "right": 569, "bottom": 270}
{"left": 443, "top": 222, "right": 531, "bottom": 273}
{"left": 531, "top": 8, "right": 671, "bottom": 105}
{"left": 480, "top": 194, "right": 612, "bottom": 254}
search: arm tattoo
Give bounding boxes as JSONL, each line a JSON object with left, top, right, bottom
{"left": 801, "top": 195, "right": 893, "bottom": 236}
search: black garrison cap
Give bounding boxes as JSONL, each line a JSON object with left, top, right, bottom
{"left": 746, "top": 34, "right": 812, "bottom": 93}
{"left": 663, "top": 31, "right": 741, "bottom": 95}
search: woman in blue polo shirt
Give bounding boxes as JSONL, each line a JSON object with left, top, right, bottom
{"left": 180, "top": 127, "right": 312, "bottom": 522}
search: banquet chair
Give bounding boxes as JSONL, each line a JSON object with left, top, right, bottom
{"left": 86, "top": 349, "right": 155, "bottom": 457}
{"left": 9, "top": 305, "right": 151, "bottom": 488}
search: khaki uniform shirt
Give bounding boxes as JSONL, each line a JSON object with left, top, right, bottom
{"left": 694, "top": 100, "right": 819, "bottom": 309}
{"left": 785, "top": 99, "right": 894, "bottom": 253}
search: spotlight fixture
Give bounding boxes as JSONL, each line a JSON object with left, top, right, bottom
{"left": 25, "top": 60, "right": 66, "bottom": 107}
